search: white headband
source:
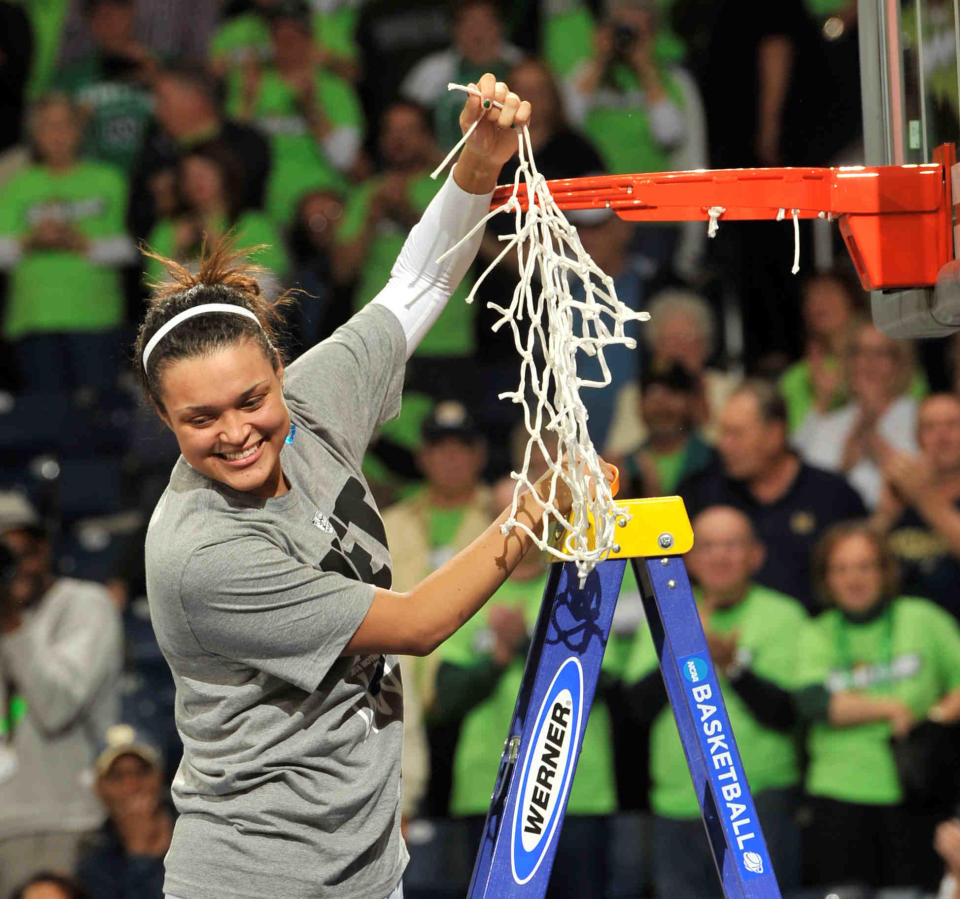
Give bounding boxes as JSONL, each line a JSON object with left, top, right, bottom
{"left": 142, "top": 303, "right": 262, "bottom": 372}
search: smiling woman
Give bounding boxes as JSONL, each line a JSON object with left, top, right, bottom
{"left": 795, "top": 521, "right": 960, "bottom": 892}
{"left": 136, "top": 261, "right": 294, "bottom": 499}
{"left": 131, "top": 73, "right": 615, "bottom": 899}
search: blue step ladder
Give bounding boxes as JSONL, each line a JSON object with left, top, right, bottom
{"left": 467, "top": 497, "right": 782, "bottom": 899}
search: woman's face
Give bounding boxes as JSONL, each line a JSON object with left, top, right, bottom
{"left": 826, "top": 533, "right": 885, "bottom": 615}
{"left": 158, "top": 339, "right": 290, "bottom": 497}
{"left": 180, "top": 156, "right": 225, "bottom": 213}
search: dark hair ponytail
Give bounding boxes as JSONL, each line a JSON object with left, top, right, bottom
{"left": 134, "top": 237, "right": 295, "bottom": 411}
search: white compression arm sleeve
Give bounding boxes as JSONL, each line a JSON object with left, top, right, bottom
{"left": 372, "top": 172, "right": 494, "bottom": 359}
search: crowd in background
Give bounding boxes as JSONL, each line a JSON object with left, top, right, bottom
{"left": 2, "top": 0, "right": 960, "bottom": 897}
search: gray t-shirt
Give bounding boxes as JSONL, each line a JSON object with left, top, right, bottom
{"left": 146, "top": 304, "right": 409, "bottom": 899}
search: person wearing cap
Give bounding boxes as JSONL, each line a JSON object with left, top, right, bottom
{"left": 0, "top": 492, "right": 122, "bottom": 898}
{"left": 76, "top": 723, "right": 172, "bottom": 899}
{"left": 382, "top": 399, "right": 492, "bottom": 816}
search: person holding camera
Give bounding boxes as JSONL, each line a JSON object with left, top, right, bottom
{"left": 563, "top": 0, "right": 705, "bottom": 180}
{"left": 0, "top": 493, "right": 122, "bottom": 898}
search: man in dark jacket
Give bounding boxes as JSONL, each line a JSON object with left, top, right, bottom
{"left": 679, "top": 379, "right": 866, "bottom": 611}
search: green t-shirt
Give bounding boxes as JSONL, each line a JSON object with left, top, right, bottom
{"left": 440, "top": 570, "right": 618, "bottom": 816}
{"left": 796, "top": 597, "right": 960, "bottom": 805}
{"left": 226, "top": 67, "right": 363, "bottom": 224}
{"left": 542, "top": 2, "right": 685, "bottom": 77}
{"left": 0, "top": 161, "right": 129, "bottom": 338}
{"left": 338, "top": 174, "right": 476, "bottom": 357}
{"left": 210, "top": 8, "right": 359, "bottom": 69}
{"left": 623, "top": 584, "right": 807, "bottom": 818}
{"left": 648, "top": 446, "right": 688, "bottom": 495}
{"left": 429, "top": 506, "right": 466, "bottom": 549}
{"left": 144, "top": 210, "right": 289, "bottom": 285}
{"left": 57, "top": 57, "right": 154, "bottom": 172}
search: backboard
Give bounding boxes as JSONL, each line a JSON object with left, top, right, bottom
{"left": 860, "top": 0, "right": 960, "bottom": 334}
{"left": 860, "top": 0, "right": 960, "bottom": 165}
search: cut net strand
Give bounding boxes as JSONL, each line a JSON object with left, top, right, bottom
{"left": 434, "top": 83, "right": 649, "bottom": 582}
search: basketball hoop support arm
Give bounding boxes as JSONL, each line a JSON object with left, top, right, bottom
{"left": 491, "top": 144, "right": 956, "bottom": 293}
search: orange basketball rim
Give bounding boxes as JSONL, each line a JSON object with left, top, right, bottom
{"left": 491, "top": 143, "right": 957, "bottom": 294}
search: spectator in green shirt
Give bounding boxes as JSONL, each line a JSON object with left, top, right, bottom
{"left": 144, "top": 141, "right": 288, "bottom": 298}
{"left": 797, "top": 522, "right": 960, "bottom": 892}
{"left": 562, "top": 0, "right": 705, "bottom": 179}
{"left": 400, "top": 0, "right": 525, "bottom": 150}
{"left": 227, "top": 0, "right": 364, "bottom": 225}
{"left": 0, "top": 93, "right": 135, "bottom": 394}
{"left": 209, "top": 0, "right": 359, "bottom": 83}
{"left": 622, "top": 505, "right": 807, "bottom": 898}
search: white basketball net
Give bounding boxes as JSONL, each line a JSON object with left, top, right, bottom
{"left": 434, "top": 84, "right": 649, "bottom": 582}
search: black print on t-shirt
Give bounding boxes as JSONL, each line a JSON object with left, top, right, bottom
{"left": 345, "top": 653, "right": 403, "bottom": 737}
{"left": 319, "top": 477, "right": 392, "bottom": 588}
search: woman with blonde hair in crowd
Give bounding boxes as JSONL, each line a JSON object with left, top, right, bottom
{"left": 796, "top": 522, "right": 960, "bottom": 893}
